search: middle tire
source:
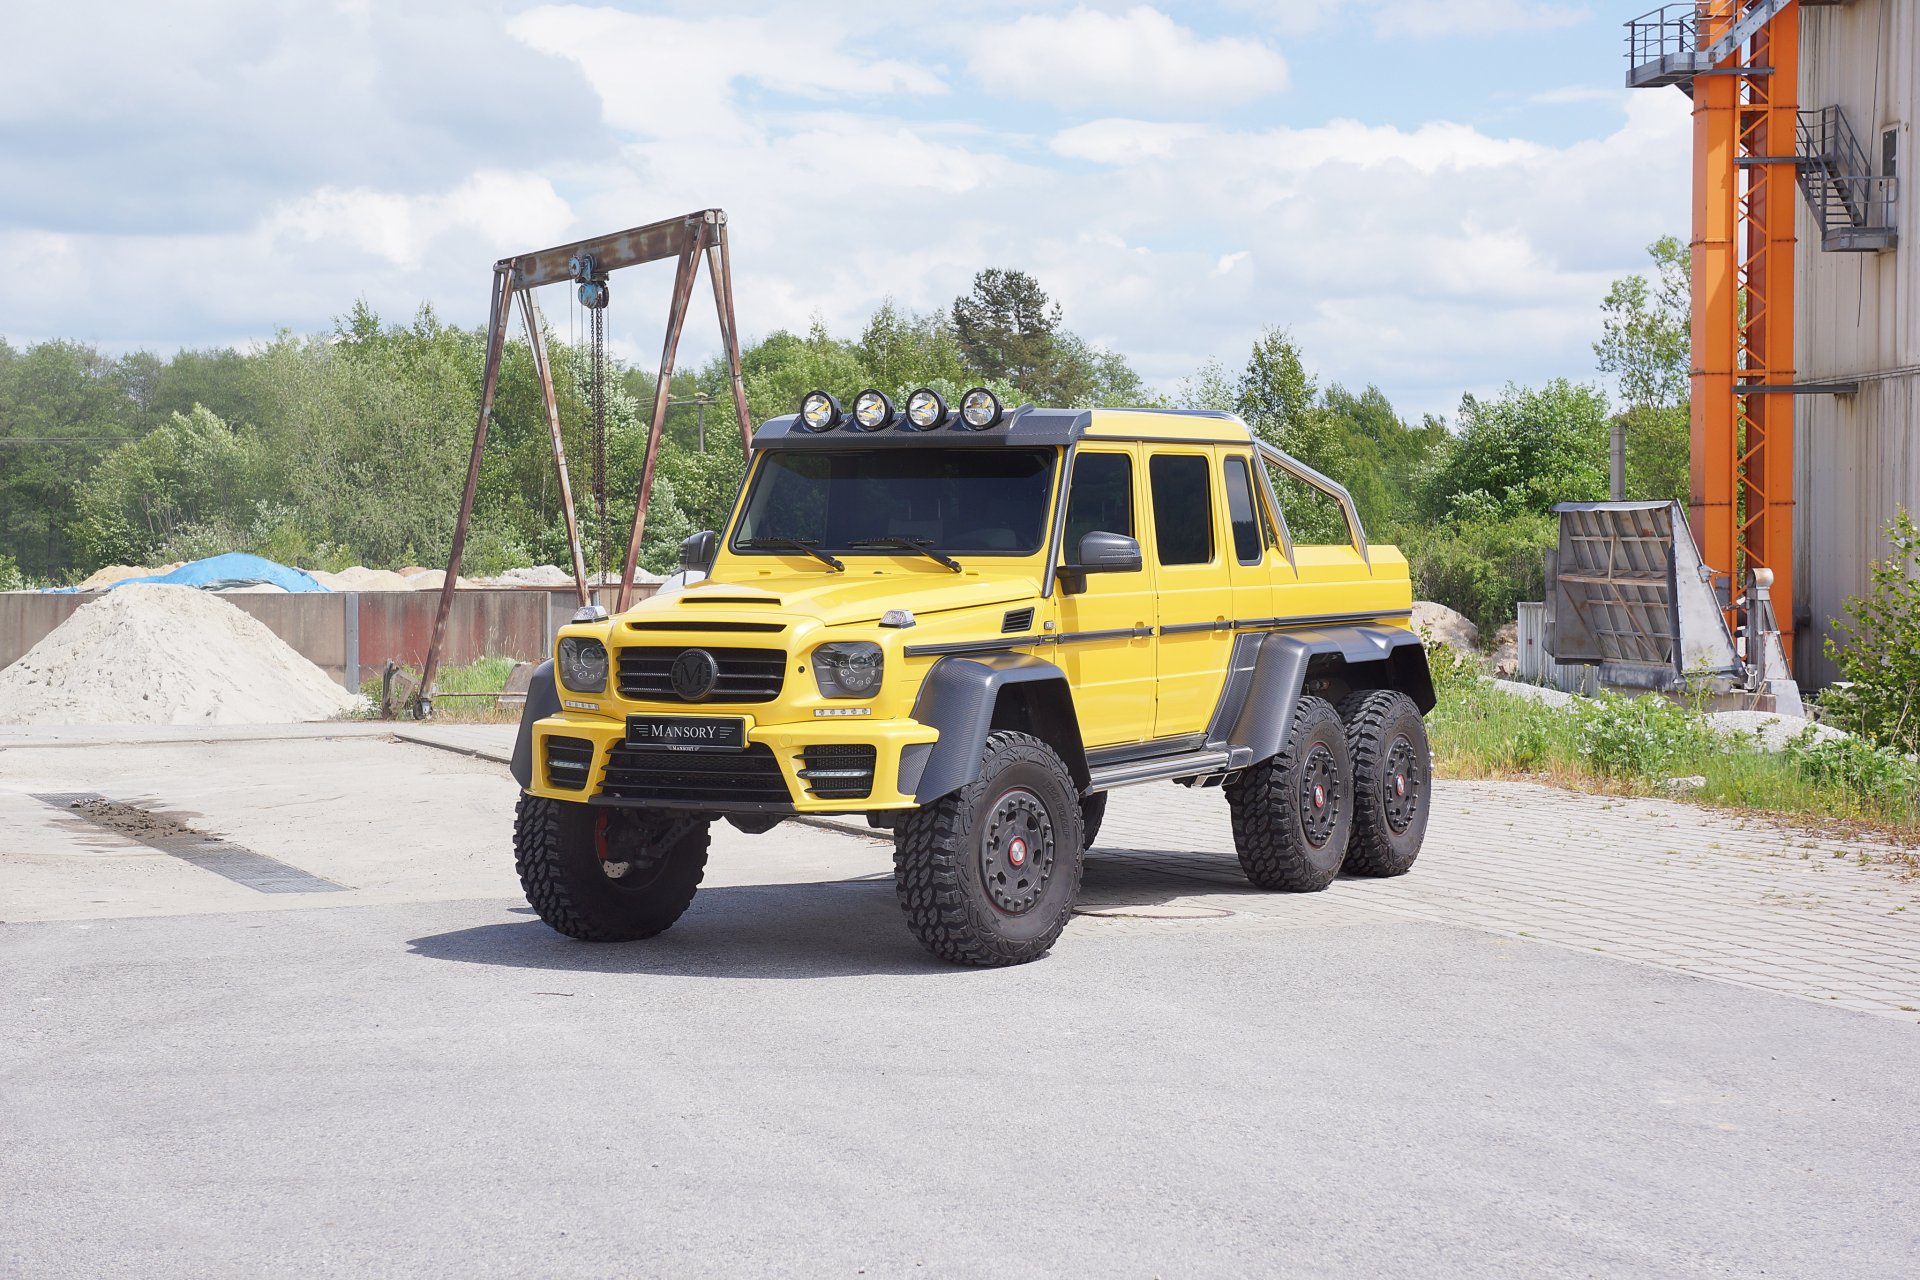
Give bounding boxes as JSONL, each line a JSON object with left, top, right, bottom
{"left": 1224, "top": 695, "right": 1354, "bottom": 892}
{"left": 893, "top": 730, "right": 1086, "bottom": 967}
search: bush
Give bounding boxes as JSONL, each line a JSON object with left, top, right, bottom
{"left": 1785, "top": 729, "right": 1920, "bottom": 805}
{"left": 0, "top": 552, "right": 23, "bottom": 591}
{"left": 1822, "top": 509, "right": 1920, "bottom": 756}
{"left": 1400, "top": 510, "right": 1556, "bottom": 636}
{"left": 1571, "top": 692, "right": 1716, "bottom": 779}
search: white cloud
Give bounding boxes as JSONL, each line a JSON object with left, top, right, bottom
{"left": 1370, "top": 0, "right": 1588, "bottom": 37}
{"left": 268, "top": 172, "right": 573, "bottom": 271}
{"left": 508, "top": 4, "right": 944, "bottom": 142}
{"left": 969, "top": 6, "right": 1289, "bottom": 111}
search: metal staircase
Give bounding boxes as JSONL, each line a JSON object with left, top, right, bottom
{"left": 1796, "top": 105, "right": 1899, "bottom": 251}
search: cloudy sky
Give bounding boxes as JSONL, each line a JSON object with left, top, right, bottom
{"left": 0, "top": 1, "right": 1688, "bottom": 418}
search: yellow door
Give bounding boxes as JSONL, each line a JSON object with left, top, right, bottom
{"left": 1054, "top": 448, "right": 1156, "bottom": 747}
{"left": 1220, "top": 449, "right": 1279, "bottom": 625}
{"left": 1145, "top": 450, "right": 1234, "bottom": 737}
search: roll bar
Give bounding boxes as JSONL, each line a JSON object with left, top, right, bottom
{"left": 1253, "top": 439, "right": 1370, "bottom": 566}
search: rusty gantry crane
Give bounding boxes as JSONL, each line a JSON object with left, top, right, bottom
{"left": 416, "top": 209, "right": 753, "bottom": 717}
{"left": 1625, "top": 1, "right": 1877, "bottom": 668}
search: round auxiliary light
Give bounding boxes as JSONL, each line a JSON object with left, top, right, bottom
{"left": 852, "top": 388, "right": 894, "bottom": 430}
{"left": 799, "top": 390, "right": 842, "bottom": 431}
{"left": 904, "top": 388, "right": 947, "bottom": 430}
{"left": 959, "top": 387, "right": 1003, "bottom": 430}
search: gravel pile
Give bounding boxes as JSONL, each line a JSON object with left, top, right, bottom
{"left": 0, "top": 584, "right": 362, "bottom": 725}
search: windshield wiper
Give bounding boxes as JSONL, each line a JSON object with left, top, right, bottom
{"left": 736, "top": 537, "right": 845, "bottom": 572}
{"left": 849, "top": 537, "right": 964, "bottom": 573}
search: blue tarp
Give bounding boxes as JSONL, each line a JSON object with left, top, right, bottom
{"left": 104, "top": 553, "right": 331, "bottom": 593}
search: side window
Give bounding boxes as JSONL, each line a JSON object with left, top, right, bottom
{"left": 1064, "top": 452, "right": 1134, "bottom": 554}
{"left": 1223, "top": 456, "right": 1263, "bottom": 565}
{"left": 1148, "top": 454, "right": 1214, "bottom": 566}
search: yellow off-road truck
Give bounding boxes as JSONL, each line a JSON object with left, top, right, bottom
{"left": 510, "top": 388, "right": 1434, "bottom": 966}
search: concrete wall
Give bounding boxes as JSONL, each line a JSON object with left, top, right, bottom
{"left": 1796, "top": 0, "right": 1919, "bottom": 685}
{"left": 0, "top": 589, "right": 569, "bottom": 690}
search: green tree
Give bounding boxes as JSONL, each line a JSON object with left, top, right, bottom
{"left": 72, "top": 405, "right": 264, "bottom": 566}
{"left": 0, "top": 339, "right": 136, "bottom": 580}
{"left": 1595, "top": 236, "right": 1691, "bottom": 505}
{"left": 1418, "top": 380, "right": 1612, "bottom": 523}
{"left": 951, "top": 268, "right": 1062, "bottom": 395}
{"left": 1823, "top": 509, "right": 1920, "bottom": 754}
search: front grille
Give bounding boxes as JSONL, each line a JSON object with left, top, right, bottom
{"left": 601, "top": 743, "right": 792, "bottom": 805}
{"left": 798, "top": 744, "right": 877, "bottom": 800}
{"left": 544, "top": 736, "right": 594, "bottom": 791}
{"left": 617, "top": 646, "right": 787, "bottom": 702}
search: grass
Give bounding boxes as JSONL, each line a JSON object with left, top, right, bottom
{"left": 1426, "top": 650, "right": 1920, "bottom": 854}
{"left": 351, "top": 655, "right": 526, "bottom": 724}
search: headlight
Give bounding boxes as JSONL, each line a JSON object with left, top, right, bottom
{"left": 557, "top": 637, "right": 608, "bottom": 693}
{"left": 852, "top": 388, "right": 894, "bottom": 430}
{"left": 959, "top": 386, "right": 1003, "bottom": 429}
{"left": 905, "top": 388, "right": 946, "bottom": 429}
{"left": 813, "top": 641, "right": 883, "bottom": 698}
{"left": 799, "top": 390, "right": 841, "bottom": 431}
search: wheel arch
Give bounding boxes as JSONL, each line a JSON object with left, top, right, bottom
{"left": 508, "top": 659, "right": 561, "bottom": 790}
{"left": 909, "top": 652, "right": 1088, "bottom": 801}
{"left": 1213, "top": 625, "right": 1433, "bottom": 766}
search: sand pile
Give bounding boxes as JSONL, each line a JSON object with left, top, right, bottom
{"left": 489, "top": 564, "right": 575, "bottom": 587}
{"left": 402, "top": 568, "right": 477, "bottom": 591}
{"left": 1412, "top": 601, "right": 1478, "bottom": 652}
{"left": 311, "top": 566, "right": 417, "bottom": 591}
{"left": 0, "top": 584, "right": 362, "bottom": 725}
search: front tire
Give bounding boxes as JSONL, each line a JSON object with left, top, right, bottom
{"left": 1338, "top": 690, "right": 1430, "bottom": 877}
{"left": 893, "top": 731, "right": 1085, "bottom": 967}
{"left": 514, "top": 796, "right": 709, "bottom": 942}
{"left": 1224, "top": 696, "right": 1353, "bottom": 892}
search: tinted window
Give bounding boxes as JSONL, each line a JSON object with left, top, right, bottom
{"left": 1149, "top": 454, "right": 1214, "bottom": 566}
{"left": 733, "top": 448, "right": 1055, "bottom": 555}
{"left": 1223, "top": 456, "right": 1263, "bottom": 564}
{"left": 1063, "top": 452, "right": 1134, "bottom": 556}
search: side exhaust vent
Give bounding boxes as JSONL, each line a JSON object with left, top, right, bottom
{"left": 1002, "top": 607, "right": 1035, "bottom": 634}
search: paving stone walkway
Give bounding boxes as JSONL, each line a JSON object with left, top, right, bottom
{"left": 1091, "top": 779, "right": 1920, "bottom": 1021}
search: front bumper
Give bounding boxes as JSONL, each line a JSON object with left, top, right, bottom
{"left": 524, "top": 713, "right": 939, "bottom": 813}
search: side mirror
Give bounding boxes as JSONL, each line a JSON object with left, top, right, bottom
{"left": 1076, "top": 531, "right": 1143, "bottom": 573}
{"left": 680, "top": 530, "right": 718, "bottom": 575}
{"left": 1056, "top": 530, "right": 1142, "bottom": 594}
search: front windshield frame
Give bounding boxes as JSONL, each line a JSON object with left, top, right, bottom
{"left": 726, "top": 446, "right": 1062, "bottom": 559}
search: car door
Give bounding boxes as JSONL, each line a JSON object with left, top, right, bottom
{"left": 1146, "top": 451, "right": 1234, "bottom": 738}
{"left": 1053, "top": 447, "right": 1156, "bottom": 747}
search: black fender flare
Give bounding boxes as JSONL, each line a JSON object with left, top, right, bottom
{"left": 907, "top": 651, "right": 1086, "bottom": 802}
{"left": 508, "top": 660, "right": 561, "bottom": 790}
{"left": 1213, "top": 625, "right": 1432, "bottom": 764}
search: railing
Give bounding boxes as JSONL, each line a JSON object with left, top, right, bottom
{"left": 1797, "top": 105, "right": 1899, "bottom": 250}
{"left": 1625, "top": 3, "right": 1701, "bottom": 69}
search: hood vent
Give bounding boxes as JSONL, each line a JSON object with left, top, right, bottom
{"left": 1002, "top": 607, "right": 1036, "bottom": 634}
{"left": 684, "top": 596, "right": 781, "bottom": 606}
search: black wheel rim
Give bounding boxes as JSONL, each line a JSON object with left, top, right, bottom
{"left": 594, "top": 812, "right": 676, "bottom": 889}
{"left": 1298, "top": 743, "right": 1342, "bottom": 848}
{"left": 980, "top": 787, "right": 1055, "bottom": 915}
{"left": 1383, "top": 734, "right": 1424, "bottom": 834}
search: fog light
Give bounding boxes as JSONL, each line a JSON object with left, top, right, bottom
{"left": 959, "top": 387, "right": 1003, "bottom": 429}
{"left": 853, "top": 389, "right": 894, "bottom": 430}
{"left": 800, "top": 390, "right": 842, "bottom": 431}
{"left": 905, "top": 388, "right": 947, "bottom": 430}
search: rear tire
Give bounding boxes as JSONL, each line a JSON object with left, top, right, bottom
{"left": 893, "top": 731, "right": 1085, "bottom": 967}
{"left": 1338, "top": 690, "right": 1430, "bottom": 878}
{"left": 1224, "top": 696, "right": 1353, "bottom": 892}
{"left": 514, "top": 796, "right": 709, "bottom": 942}
{"left": 1080, "top": 791, "right": 1108, "bottom": 851}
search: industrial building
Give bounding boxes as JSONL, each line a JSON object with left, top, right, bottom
{"left": 1628, "top": 0, "right": 1913, "bottom": 686}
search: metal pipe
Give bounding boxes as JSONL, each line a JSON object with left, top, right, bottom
{"left": 419, "top": 263, "right": 517, "bottom": 715}
{"left": 518, "top": 290, "right": 591, "bottom": 608}
{"left": 1611, "top": 421, "right": 1627, "bottom": 500}
{"left": 707, "top": 224, "right": 756, "bottom": 453}
{"left": 616, "top": 219, "right": 710, "bottom": 612}
{"left": 1253, "top": 439, "right": 1369, "bottom": 565}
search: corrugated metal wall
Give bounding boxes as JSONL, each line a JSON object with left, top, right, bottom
{"left": 1796, "top": 0, "right": 1919, "bottom": 685}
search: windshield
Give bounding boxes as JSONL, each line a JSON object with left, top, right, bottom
{"left": 731, "top": 448, "right": 1058, "bottom": 556}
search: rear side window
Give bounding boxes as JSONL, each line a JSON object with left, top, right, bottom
{"left": 1064, "top": 452, "right": 1134, "bottom": 552}
{"left": 1223, "top": 456, "right": 1263, "bottom": 564}
{"left": 1148, "top": 454, "right": 1214, "bottom": 566}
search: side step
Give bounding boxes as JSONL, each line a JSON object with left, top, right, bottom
{"left": 1087, "top": 747, "right": 1241, "bottom": 793}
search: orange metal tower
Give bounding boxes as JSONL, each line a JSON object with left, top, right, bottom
{"left": 1630, "top": 1, "right": 1803, "bottom": 660}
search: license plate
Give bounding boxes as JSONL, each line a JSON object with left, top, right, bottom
{"left": 626, "top": 714, "right": 747, "bottom": 752}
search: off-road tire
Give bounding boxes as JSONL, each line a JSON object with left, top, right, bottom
{"left": 893, "top": 731, "right": 1085, "bottom": 967}
{"left": 514, "top": 795, "right": 709, "bottom": 942}
{"left": 1224, "top": 695, "right": 1353, "bottom": 892}
{"left": 1080, "top": 791, "right": 1108, "bottom": 851}
{"left": 1338, "top": 690, "right": 1430, "bottom": 878}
